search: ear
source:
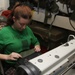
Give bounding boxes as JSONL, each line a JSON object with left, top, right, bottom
{"left": 12, "top": 16, "right": 16, "bottom": 22}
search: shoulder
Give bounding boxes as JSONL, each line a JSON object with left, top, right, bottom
{"left": 26, "top": 26, "right": 32, "bottom": 32}
{"left": 0, "top": 26, "right": 11, "bottom": 34}
{"left": 26, "top": 26, "right": 31, "bottom": 29}
{"left": 24, "top": 26, "right": 34, "bottom": 35}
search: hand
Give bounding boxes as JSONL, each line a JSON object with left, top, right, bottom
{"left": 7, "top": 52, "right": 22, "bottom": 61}
{"left": 34, "top": 45, "right": 41, "bottom": 52}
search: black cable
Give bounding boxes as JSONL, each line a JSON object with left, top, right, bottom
{"left": 47, "top": 14, "right": 57, "bottom": 50}
{"left": 69, "top": 18, "right": 75, "bottom": 31}
{"left": 66, "top": 4, "right": 75, "bottom": 31}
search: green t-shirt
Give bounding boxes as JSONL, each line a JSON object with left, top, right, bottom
{"left": 0, "top": 26, "right": 40, "bottom": 64}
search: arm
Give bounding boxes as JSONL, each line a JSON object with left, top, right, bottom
{"left": 0, "top": 52, "right": 22, "bottom": 61}
{"left": 27, "top": 26, "right": 41, "bottom": 52}
{"left": 0, "top": 54, "right": 9, "bottom": 60}
{"left": 0, "top": 30, "right": 22, "bottom": 61}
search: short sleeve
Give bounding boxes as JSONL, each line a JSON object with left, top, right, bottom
{"left": 27, "top": 26, "right": 40, "bottom": 46}
{"left": 0, "top": 32, "right": 5, "bottom": 52}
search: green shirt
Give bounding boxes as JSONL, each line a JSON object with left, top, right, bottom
{"left": 0, "top": 26, "right": 40, "bottom": 64}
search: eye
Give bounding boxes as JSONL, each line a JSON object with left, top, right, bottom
{"left": 23, "top": 15, "right": 32, "bottom": 19}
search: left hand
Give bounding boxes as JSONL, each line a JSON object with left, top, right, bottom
{"left": 34, "top": 45, "right": 41, "bottom": 52}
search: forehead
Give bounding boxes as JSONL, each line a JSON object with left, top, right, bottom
{"left": 17, "top": 17, "right": 29, "bottom": 24}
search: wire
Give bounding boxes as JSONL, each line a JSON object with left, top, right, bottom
{"left": 67, "top": 34, "right": 75, "bottom": 42}
{"left": 66, "top": 4, "right": 75, "bottom": 31}
{"left": 47, "top": 14, "right": 57, "bottom": 50}
{"left": 69, "top": 18, "right": 75, "bottom": 31}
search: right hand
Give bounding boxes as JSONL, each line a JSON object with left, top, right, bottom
{"left": 7, "top": 52, "right": 22, "bottom": 61}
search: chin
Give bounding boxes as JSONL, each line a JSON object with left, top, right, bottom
{"left": 19, "top": 29, "right": 24, "bottom": 32}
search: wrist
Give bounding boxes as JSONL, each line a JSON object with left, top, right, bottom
{"left": 0, "top": 54, "right": 9, "bottom": 60}
{"left": 5, "top": 55, "right": 10, "bottom": 60}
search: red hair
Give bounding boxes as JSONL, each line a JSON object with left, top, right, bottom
{"left": 7, "top": 4, "right": 32, "bottom": 25}
{"left": 13, "top": 5, "right": 32, "bottom": 19}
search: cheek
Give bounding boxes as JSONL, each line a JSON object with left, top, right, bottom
{"left": 15, "top": 22, "right": 20, "bottom": 28}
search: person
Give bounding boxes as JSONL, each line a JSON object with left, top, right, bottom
{"left": 0, "top": 16, "right": 7, "bottom": 29}
{"left": 0, "top": 3, "right": 41, "bottom": 74}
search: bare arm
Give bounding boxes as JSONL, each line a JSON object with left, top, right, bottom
{"left": 0, "top": 54, "right": 9, "bottom": 60}
{"left": 0, "top": 52, "right": 22, "bottom": 61}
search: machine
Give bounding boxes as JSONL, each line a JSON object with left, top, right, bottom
{"left": 16, "top": 38, "right": 75, "bottom": 75}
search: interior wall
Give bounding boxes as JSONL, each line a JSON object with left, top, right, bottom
{"left": 0, "top": 0, "right": 9, "bottom": 14}
{"left": 56, "top": 2, "right": 73, "bottom": 14}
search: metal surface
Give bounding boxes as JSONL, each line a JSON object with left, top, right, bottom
{"left": 29, "top": 39, "right": 75, "bottom": 75}
{"left": 16, "top": 39, "right": 75, "bottom": 75}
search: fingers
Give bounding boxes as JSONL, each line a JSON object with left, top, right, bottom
{"left": 34, "top": 47, "right": 41, "bottom": 52}
{"left": 35, "top": 49, "right": 41, "bottom": 52}
{"left": 9, "top": 52, "right": 22, "bottom": 61}
{"left": 13, "top": 55, "right": 21, "bottom": 60}
{"left": 34, "top": 45, "right": 41, "bottom": 52}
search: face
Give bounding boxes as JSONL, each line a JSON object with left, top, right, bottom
{"left": 13, "top": 17, "right": 30, "bottom": 31}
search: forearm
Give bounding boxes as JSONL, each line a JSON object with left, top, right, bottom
{"left": 0, "top": 54, "right": 8, "bottom": 60}
{"left": 0, "top": 52, "right": 22, "bottom": 61}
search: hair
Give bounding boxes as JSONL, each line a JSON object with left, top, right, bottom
{"left": 7, "top": 3, "right": 32, "bottom": 25}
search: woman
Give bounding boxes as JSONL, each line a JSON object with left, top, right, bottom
{"left": 0, "top": 3, "right": 41, "bottom": 74}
